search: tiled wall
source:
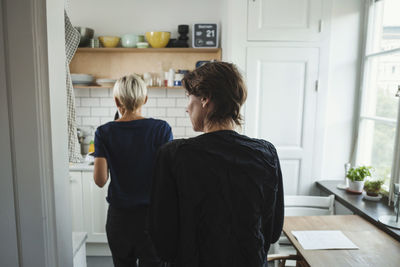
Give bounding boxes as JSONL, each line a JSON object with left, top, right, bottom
{"left": 74, "top": 87, "right": 198, "bottom": 139}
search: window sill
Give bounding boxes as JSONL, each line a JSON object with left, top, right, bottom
{"left": 316, "top": 180, "right": 400, "bottom": 242}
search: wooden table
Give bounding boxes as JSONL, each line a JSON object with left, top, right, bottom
{"left": 283, "top": 215, "right": 400, "bottom": 267}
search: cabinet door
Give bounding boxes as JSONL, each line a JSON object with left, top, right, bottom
{"left": 248, "top": 0, "right": 324, "bottom": 41}
{"left": 70, "top": 172, "right": 84, "bottom": 232}
{"left": 82, "top": 172, "right": 110, "bottom": 243}
{"left": 245, "top": 47, "right": 319, "bottom": 194}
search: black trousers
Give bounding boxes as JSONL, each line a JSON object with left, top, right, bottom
{"left": 106, "top": 205, "right": 164, "bottom": 267}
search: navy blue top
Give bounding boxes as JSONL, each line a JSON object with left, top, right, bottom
{"left": 94, "top": 118, "right": 173, "bottom": 209}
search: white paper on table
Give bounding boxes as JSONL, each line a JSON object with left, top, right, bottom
{"left": 291, "top": 230, "right": 359, "bottom": 250}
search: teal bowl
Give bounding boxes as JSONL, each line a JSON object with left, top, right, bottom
{"left": 121, "top": 34, "right": 138, "bottom": 48}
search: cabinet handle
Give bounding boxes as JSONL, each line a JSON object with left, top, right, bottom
{"left": 396, "top": 85, "right": 400, "bottom": 97}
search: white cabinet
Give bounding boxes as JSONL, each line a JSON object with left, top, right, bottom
{"left": 245, "top": 46, "right": 320, "bottom": 195}
{"left": 70, "top": 171, "right": 109, "bottom": 243}
{"left": 247, "top": 0, "right": 325, "bottom": 41}
{"left": 82, "top": 172, "right": 110, "bottom": 243}
{"left": 70, "top": 172, "right": 85, "bottom": 232}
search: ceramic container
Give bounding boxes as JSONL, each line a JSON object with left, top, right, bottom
{"left": 75, "top": 27, "right": 94, "bottom": 47}
{"left": 121, "top": 34, "right": 138, "bottom": 48}
{"left": 99, "top": 36, "right": 120, "bottom": 48}
{"left": 145, "top": 32, "right": 171, "bottom": 48}
{"left": 96, "top": 78, "right": 117, "bottom": 87}
{"left": 348, "top": 179, "right": 364, "bottom": 193}
{"left": 136, "top": 42, "right": 149, "bottom": 48}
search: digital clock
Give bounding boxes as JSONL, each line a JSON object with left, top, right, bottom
{"left": 192, "top": 23, "right": 219, "bottom": 48}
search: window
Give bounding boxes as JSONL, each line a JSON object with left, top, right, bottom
{"left": 356, "top": 0, "right": 400, "bottom": 201}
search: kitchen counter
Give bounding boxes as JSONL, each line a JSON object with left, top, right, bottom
{"left": 69, "top": 162, "right": 94, "bottom": 172}
{"left": 316, "top": 180, "right": 400, "bottom": 242}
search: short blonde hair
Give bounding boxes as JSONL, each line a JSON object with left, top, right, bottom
{"left": 113, "top": 74, "right": 147, "bottom": 111}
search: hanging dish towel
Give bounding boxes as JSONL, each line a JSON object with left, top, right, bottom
{"left": 65, "top": 10, "right": 82, "bottom": 163}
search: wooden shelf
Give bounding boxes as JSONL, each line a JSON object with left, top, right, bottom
{"left": 70, "top": 47, "right": 222, "bottom": 80}
{"left": 77, "top": 48, "right": 221, "bottom": 53}
{"left": 73, "top": 85, "right": 184, "bottom": 89}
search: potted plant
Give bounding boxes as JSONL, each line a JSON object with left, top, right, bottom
{"left": 364, "top": 180, "right": 384, "bottom": 197}
{"left": 346, "top": 166, "right": 372, "bottom": 193}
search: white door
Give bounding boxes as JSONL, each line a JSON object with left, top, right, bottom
{"left": 82, "top": 172, "right": 110, "bottom": 243}
{"left": 245, "top": 47, "right": 319, "bottom": 195}
{"left": 247, "top": 0, "right": 324, "bottom": 41}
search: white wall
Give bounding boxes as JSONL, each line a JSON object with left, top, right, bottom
{"left": 321, "top": 0, "right": 365, "bottom": 180}
{"left": 67, "top": 0, "right": 224, "bottom": 47}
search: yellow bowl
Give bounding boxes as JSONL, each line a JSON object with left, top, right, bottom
{"left": 145, "top": 32, "right": 171, "bottom": 48}
{"left": 99, "top": 36, "right": 120, "bottom": 48}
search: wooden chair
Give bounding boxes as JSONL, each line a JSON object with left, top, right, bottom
{"left": 267, "top": 195, "right": 335, "bottom": 267}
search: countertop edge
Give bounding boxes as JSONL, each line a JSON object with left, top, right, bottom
{"left": 69, "top": 162, "right": 94, "bottom": 172}
{"left": 316, "top": 180, "right": 400, "bottom": 242}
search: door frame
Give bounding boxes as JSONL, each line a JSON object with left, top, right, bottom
{"left": 1, "top": 0, "right": 72, "bottom": 266}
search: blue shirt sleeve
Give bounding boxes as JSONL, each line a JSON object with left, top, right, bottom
{"left": 94, "top": 127, "right": 106, "bottom": 158}
{"left": 157, "top": 122, "right": 173, "bottom": 147}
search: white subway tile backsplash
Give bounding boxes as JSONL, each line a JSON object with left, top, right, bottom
{"left": 75, "top": 98, "right": 81, "bottom": 107}
{"left": 172, "top": 127, "right": 185, "bottom": 137}
{"left": 76, "top": 107, "right": 91, "bottom": 116}
{"left": 91, "top": 107, "right": 110, "bottom": 116}
{"left": 81, "top": 98, "right": 100, "bottom": 107}
{"left": 185, "top": 127, "right": 200, "bottom": 137}
{"left": 145, "top": 98, "right": 157, "bottom": 107}
{"left": 100, "top": 117, "right": 113, "bottom": 125}
{"left": 90, "top": 88, "right": 110, "bottom": 97}
{"left": 176, "top": 98, "right": 188, "bottom": 107}
{"left": 148, "top": 88, "right": 166, "bottom": 98}
{"left": 147, "top": 108, "right": 166, "bottom": 117}
{"left": 167, "top": 89, "right": 186, "bottom": 98}
{"left": 74, "top": 88, "right": 90, "bottom": 97}
{"left": 141, "top": 108, "right": 148, "bottom": 117}
{"left": 82, "top": 117, "right": 100, "bottom": 127}
{"left": 100, "top": 98, "right": 115, "bottom": 107}
{"left": 76, "top": 87, "right": 196, "bottom": 139}
{"left": 167, "top": 107, "right": 185, "bottom": 117}
{"left": 177, "top": 117, "right": 192, "bottom": 127}
{"left": 157, "top": 98, "right": 176, "bottom": 107}
{"left": 164, "top": 117, "right": 176, "bottom": 127}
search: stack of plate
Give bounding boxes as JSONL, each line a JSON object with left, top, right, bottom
{"left": 71, "top": 73, "right": 94, "bottom": 85}
{"left": 96, "top": 78, "right": 117, "bottom": 87}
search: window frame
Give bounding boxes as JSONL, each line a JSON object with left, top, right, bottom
{"left": 355, "top": 0, "right": 400, "bottom": 204}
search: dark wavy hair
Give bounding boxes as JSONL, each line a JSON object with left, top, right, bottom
{"left": 182, "top": 61, "right": 247, "bottom": 127}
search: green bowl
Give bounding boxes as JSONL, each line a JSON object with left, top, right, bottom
{"left": 136, "top": 42, "right": 149, "bottom": 48}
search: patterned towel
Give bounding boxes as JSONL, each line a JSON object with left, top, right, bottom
{"left": 65, "top": 10, "right": 82, "bottom": 163}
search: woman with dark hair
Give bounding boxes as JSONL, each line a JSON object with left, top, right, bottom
{"left": 149, "top": 62, "right": 284, "bottom": 267}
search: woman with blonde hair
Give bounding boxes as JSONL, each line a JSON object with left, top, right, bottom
{"left": 94, "top": 74, "right": 172, "bottom": 267}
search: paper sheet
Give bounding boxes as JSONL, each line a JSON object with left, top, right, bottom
{"left": 291, "top": 230, "right": 359, "bottom": 250}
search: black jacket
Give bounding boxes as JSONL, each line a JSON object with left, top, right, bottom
{"left": 149, "top": 130, "right": 284, "bottom": 267}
